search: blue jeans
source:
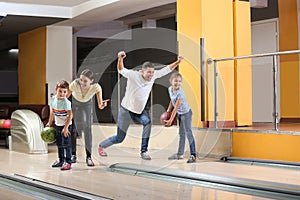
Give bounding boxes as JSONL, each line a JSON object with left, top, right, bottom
{"left": 100, "top": 107, "right": 151, "bottom": 152}
{"left": 177, "top": 110, "right": 196, "bottom": 156}
{"left": 56, "top": 125, "right": 72, "bottom": 164}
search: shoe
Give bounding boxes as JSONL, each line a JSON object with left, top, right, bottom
{"left": 61, "top": 163, "right": 71, "bottom": 170}
{"left": 187, "top": 155, "right": 196, "bottom": 163}
{"left": 98, "top": 146, "right": 107, "bottom": 157}
{"left": 71, "top": 155, "right": 77, "bottom": 163}
{"left": 86, "top": 157, "right": 95, "bottom": 167}
{"left": 52, "top": 161, "right": 64, "bottom": 168}
{"left": 140, "top": 152, "right": 151, "bottom": 160}
{"left": 168, "top": 153, "right": 184, "bottom": 160}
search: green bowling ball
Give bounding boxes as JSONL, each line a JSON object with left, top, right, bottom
{"left": 41, "top": 127, "right": 56, "bottom": 143}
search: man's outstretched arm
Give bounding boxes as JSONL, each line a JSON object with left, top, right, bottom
{"left": 168, "top": 56, "right": 184, "bottom": 70}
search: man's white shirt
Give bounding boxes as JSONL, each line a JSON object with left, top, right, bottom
{"left": 119, "top": 65, "right": 171, "bottom": 114}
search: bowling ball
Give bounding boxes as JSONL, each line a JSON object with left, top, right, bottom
{"left": 160, "top": 112, "right": 176, "bottom": 126}
{"left": 41, "top": 127, "right": 56, "bottom": 143}
{"left": 2, "top": 119, "right": 11, "bottom": 129}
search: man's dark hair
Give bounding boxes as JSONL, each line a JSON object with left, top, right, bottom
{"left": 142, "top": 61, "right": 154, "bottom": 69}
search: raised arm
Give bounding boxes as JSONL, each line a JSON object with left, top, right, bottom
{"left": 168, "top": 55, "right": 184, "bottom": 70}
{"left": 117, "top": 51, "right": 126, "bottom": 71}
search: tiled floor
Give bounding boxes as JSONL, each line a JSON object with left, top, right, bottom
{"left": 0, "top": 124, "right": 300, "bottom": 199}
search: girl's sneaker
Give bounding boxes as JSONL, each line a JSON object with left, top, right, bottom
{"left": 187, "top": 155, "right": 196, "bottom": 163}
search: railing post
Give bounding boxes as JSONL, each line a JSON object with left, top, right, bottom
{"left": 272, "top": 55, "right": 279, "bottom": 131}
{"left": 214, "top": 60, "right": 218, "bottom": 128}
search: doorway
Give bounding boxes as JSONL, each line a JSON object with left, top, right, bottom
{"left": 251, "top": 19, "right": 279, "bottom": 122}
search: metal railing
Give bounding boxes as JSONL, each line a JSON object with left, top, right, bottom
{"left": 207, "top": 49, "right": 300, "bottom": 131}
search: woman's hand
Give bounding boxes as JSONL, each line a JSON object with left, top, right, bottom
{"left": 99, "top": 99, "right": 110, "bottom": 109}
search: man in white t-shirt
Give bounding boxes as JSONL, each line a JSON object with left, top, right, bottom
{"left": 98, "top": 51, "right": 184, "bottom": 160}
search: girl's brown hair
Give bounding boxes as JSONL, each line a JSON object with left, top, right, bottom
{"left": 169, "top": 72, "right": 182, "bottom": 81}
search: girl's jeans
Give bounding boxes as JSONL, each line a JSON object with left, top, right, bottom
{"left": 177, "top": 109, "right": 196, "bottom": 156}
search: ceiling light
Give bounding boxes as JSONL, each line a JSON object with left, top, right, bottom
{"left": 250, "top": 0, "right": 268, "bottom": 8}
{"left": 9, "top": 49, "right": 18, "bottom": 53}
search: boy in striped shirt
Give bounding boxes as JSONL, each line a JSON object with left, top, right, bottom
{"left": 46, "top": 80, "right": 73, "bottom": 170}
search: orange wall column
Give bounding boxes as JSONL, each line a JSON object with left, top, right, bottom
{"left": 278, "top": 0, "right": 300, "bottom": 119}
{"left": 177, "top": 0, "right": 235, "bottom": 127}
{"left": 233, "top": 1, "right": 252, "bottom": 126}
{"left": 18, "top": 27, "right": 47, "bottom": 104}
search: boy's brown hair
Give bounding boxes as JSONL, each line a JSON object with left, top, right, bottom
{"left": 56, "top": 80, "right": 69, "bottom": 90}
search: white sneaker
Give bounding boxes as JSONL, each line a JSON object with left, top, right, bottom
{"left": 140, "top": 152, "right": 151, "bottom": 160}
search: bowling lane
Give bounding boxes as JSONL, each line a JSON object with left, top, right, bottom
{"left": 0, "top": 145, "right": 273, "bottom": 200}
{"left": 0, "top": 186, "right": 36, "bottom": 200}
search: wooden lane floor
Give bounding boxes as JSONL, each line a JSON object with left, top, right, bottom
{"left": 0, "top": 143, "right": 299, "bottom": 200}
{"left": 0, "top": 186, "right": 36, "bottom": 200}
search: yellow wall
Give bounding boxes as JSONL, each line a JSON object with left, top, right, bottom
{"left": 202, "top": 0, "right": 235, "bottom": 123}
{"left": 177, "top": 0, "right": 202, "bottom": 127}
{"left": 18, "top": 27, "right": 47, "bottom": 104}
{"left": 177, "top": 0, "right": 235, "bottom": 127}
{"left": 278, "top": 0, "right": 300, "bottom": 118}
{"left": 232, "top": 131, "right": 300, "bottom": 162}
{"left": 233, "top": 1, "right": 252, "bottom": 126}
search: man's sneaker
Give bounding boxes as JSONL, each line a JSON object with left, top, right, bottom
{"left": 140, "top": 152, "right": 151, "bottom": 160}
{"left": 61, "top": 163, "right": 71, "bottom": 170}
{"left": 86, "top": 157, "right": 95, "bottom": 167}
{"left": 98, "top": 146, "right": 107, "bottom": 157}
{"left": 187, "top": 155, "right": 196, "bottom": 163}
{"left": 71, "top": 155, "right": 77, "bottom": 163}
{"left": 52, "top": 161, "right": 64, "bottom": 168}
{"left": 168, "top": 153, "right": 184, "bottom": 160}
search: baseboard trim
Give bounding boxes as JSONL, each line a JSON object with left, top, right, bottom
{"left": 280, "top": 118, "right": 300, "bottom": 123}
{"left": 202, "top": 121, "right": 236, "bottom": 128}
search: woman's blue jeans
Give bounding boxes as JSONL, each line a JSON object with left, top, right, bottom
{"left": 100, "top": 107, "right": 151, "bottom": 153}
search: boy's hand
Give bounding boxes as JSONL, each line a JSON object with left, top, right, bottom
{"left": 62, "top": 128, "right": 70, "bottom": 137}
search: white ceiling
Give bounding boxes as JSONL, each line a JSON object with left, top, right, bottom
{"left": 0, "top": 0, "right": 90, "bottom": 7}
{"left": 0, "top": 0, "right": 176, "bottom": 50}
